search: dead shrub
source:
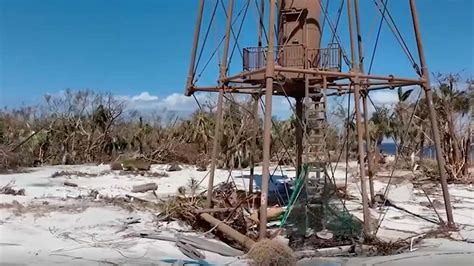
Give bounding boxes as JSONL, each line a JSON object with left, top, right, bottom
{"left": 0, "top": 147, "right": 21, "bottom": 172}
{"left": 247, "top": 239, "right": 296, "bottom": 266}
{"left": 110, "top": 161, "right": 123, "bottom": 170}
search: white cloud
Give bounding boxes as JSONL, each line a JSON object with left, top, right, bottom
{"left": 369, "top": 90, "right": 398, "bottom": 105}
{"left": 162, "top": 93, "right": 197, "bottom": 111}
{"left": 118, "top": 91, "right": 215, "bottom": 116}
{"left": 131, "top": 92, "right": 159, "bottom": 101}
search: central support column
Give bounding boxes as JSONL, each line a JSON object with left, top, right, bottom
{"left": 249, "top": 94, "right": 260, "bottom": 194}
{"left": 259, "top": 0, "right": 276, "bottom": 240}
{"left": 295, "top": 97, "right": 304, "bottom": 178}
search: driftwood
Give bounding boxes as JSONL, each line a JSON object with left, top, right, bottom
{"left": 0, "top": 181, "right": 25, "bottom": 196}
{"left": 249, "top": 207, "right": 284, "bottom": 223}
{"left": 125, "top": 194, "right": 153, "bottom": 203}
{"left": 131, "top": 183, "right": 158, "bottom": 193}
{"left": 194, "top": 207, "right": 235, "bottom": 214}
{"left": 295, "top": 245, "right": 373, "bottom": 259}
{"left": 130, "top": 233, "right": 244, "bottom": 257}
{"left": 199, "top": 213, "right": 255, "bottom": 251}
{"left": 177, "top": 234, "right": 244, "bottom": 256}
{"left": 64, "top": 181, "right": 78, "bottom": 187}
{"left": 176, "top": 241, "right": 205, "bottom": 260}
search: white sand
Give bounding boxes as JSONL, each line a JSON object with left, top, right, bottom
{"left": 0, "top": 163, "right": 472, "bottom": 264}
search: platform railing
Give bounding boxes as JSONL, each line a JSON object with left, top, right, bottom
{"left": 243, "top": 44, "right": 341, "bottom": 71}
{"left": 306, "top": 43, "right": 341, "bottom": 71}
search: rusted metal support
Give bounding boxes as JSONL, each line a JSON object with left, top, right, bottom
{"left": 362, "top": 94, "right": 375, "bottom": 206}
{"left": 248, "top": 0, "right": 264, "bottom": 194}
{"left": 295, "top": 97, "right": 303, "bottom": 177}
{"left": 207, "top": 0, "right": 234, "bottom": 208}
{"left": 194, "top": 207, "right": 234, "bottom": 214}
{"left": 249, "top": 94, "right": 260, "bottom": 194}
{"left": 207, "top": 90, "right": 224, "bottom": 208}
{"left": 222, "top": 68, "right": 267, "bottom": 83}
{"left": 409, "top": 0, "right": 454, "bottom": 226}
{"left": 273, "top": 66, "right": 423, "bottom": 84}
{"left": 185, "top": 0, "right": 205, "bottom": 96}
{"left": 354, "top": 0, "right": 375, "bottom": 206}
{"left": 347, "top": 0, "right": 371, "bottom": 236}
{"left": 257, "top": 0, "right": 264, "bottom": 49}
{"left": 354, "top": 0, "right": 364, "bottom": 69}
{"left": 199, "top": 213, "right": 256, "bottom": 250}
{"left": 259, "top": 0, "right": 276, "bottom": 240}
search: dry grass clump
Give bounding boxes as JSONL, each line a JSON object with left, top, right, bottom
{"left": 0, "top": 147, "right": 21, "bottom": 172}
{"left": 247, "top": 239, "right": 296, "bottom": 266}
{"left": 0, "top": 180, "right": 25, "bottom": 196}
{"left": 51, "top": 170, "right": 99, "bottom": 178}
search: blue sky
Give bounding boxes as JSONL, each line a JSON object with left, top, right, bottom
{"left": 0, "top": 0, "right": 472, "bottom": 115}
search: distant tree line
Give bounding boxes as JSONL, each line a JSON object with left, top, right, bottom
{"left": 0, "top": 73, "right": 471, "bottom": 182}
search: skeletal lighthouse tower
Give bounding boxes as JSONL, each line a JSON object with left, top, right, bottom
{"left": 184, "top": 0, "right": 455, "bottom": 238}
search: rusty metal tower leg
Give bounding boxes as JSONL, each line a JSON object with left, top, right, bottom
{"left": 259, "top": 0, "right": 276, "bottom": 240}
{"left": 354, "top": 0, "right": 375, "bottom": 206}
{"left": 185, "top": 0, "right": 205, "bottom": 93}
{"left": 249, "top": 94, "right": 260, "bottom": 194}
{"left": 250, "top": 0, "right": 264, "bottom": 194}
{"left": 347, "top": 0, "right": 371, "bottom": 236}
{"left": 257, "top": 0, "right": 264, "bottom": 48}
{"left": 295, "top": 97, "right": 304, "bottom": 178}
{"left": 207, "top": 0, "right": 234, "bottom": 208}
{"left": 362, "top": 95, "right": 376, "bottom": 206}
{"left": 409, "top": 0, "right": 454, "bottom": 226}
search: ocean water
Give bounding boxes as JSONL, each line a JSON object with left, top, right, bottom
{"left": 379, "top": 143, "right": 396, "bottom": 155}
{"left": 379, "top": 142, "right": 436, "bottom": 158}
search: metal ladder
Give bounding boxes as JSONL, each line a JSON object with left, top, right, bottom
{"left": 303, "top": 75, "right": 328, "bottom": 202}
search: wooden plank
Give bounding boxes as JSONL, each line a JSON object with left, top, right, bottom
{"left": 194, "top": 207, "right": 234, "bottom": 214}
{"left": 131, "top": 183, "right": 158, "bottom": 193}
{"left": 199, "top": 213, "right": 255, "bottom": 251}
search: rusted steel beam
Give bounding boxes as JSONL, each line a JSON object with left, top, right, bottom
{"left": 222, "top": 68, "right": 266, "bottom": 83}
{"left": 347, "top": 0, "right": 371, "bottom": 236}
{"left": 354, "top": 0, "right": 375, "bottom": 206}
{"left": 185, "top": 0, "right": 205, "bottom": 96}
{"left": 295, "top": 97, "right": 303, "bottom": 178}
{"left": 259, "top": 0, "right": 276, "bottom": 240}
{"left": 249, "top": 94, "right": 260, "bottom": 194}
{"left": 207, "top": 89, "right": 224, "bottom": 208}
{"left": 273, "top": 66, "right": 423, "bottom": 84}
{"left": 199, "top": 213, "right": 256, "bottom": 250}
{"left": 194, "top": 207, "right": 235, "bottom": 214}
{"left": 207, "top": 0, "right": 235, "bottom": 208}
{"left": 409, "top": 0, "right": 454, "bottom": 227}
{"left": 362, "top": 94, "right": 375, "bottom": 206}
{"left": 131, "top": 183, "right": 158, "bottom": 193}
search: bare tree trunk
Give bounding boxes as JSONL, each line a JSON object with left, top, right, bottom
{"left": 448, "top": 112, "right": 461, "bottom": 164}
{"left": 419, "top": 124, "right": 425, "bottom": 161}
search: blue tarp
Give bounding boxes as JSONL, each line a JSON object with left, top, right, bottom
{"left": 240, "top": 174, "right": 293, "bottom": 205}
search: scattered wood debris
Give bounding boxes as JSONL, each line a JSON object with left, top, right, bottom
{"left": 131, "top": 183, "right": 158, "bottom": 193}
{"left": 167, "top": 163, "right": 182, "bottom": 172}
{"left": 0, "top": 181, "right": 25, "bottom": 196}
{"left": 129, "top": 232, "right": 244, "bottom": 259}
{"left": 51, "top": 171, "right": 98, "bottom": 178}
{"left": 63, "top": 181, "right": 78, "bottom": 187}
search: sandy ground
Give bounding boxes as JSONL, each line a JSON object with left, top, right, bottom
{"left": 0, "top": 163, "right": 473, "bottom": 265}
